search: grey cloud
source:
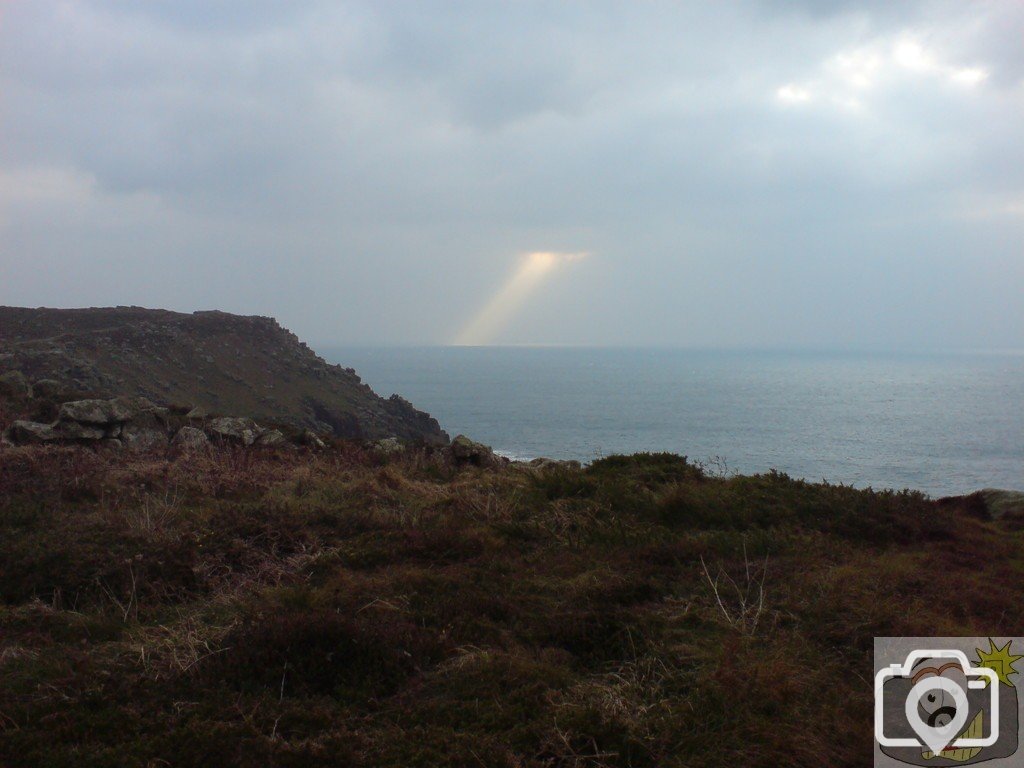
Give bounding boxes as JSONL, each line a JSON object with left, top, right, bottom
{"left": 0, "top": 1, "right": 1021, "bottom": 349}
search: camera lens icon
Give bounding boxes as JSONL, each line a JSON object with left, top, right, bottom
{"left": 905, "top": 675, "right": 970, "bottom": 755}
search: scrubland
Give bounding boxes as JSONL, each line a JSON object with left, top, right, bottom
{"left": 1, "top": 443, "right": 1020, "bottom": 766}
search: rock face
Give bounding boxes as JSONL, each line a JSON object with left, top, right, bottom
{"left": 0, "top": 305, "right": 449, "bottom": 445}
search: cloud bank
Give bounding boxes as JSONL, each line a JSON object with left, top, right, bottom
{"left": 1, "top": 1, "right": 1021, "bottom": 349}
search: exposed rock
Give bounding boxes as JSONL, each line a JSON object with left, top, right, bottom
{"left": 449, "top": 434, "right": 503, "bottom": 468}
{"left": 172, "top": 426, "right": 209, "bottom": 451}
{"left": 207, "top": 416, "right": 261, "bottom": 446}
{"left": 186, "top": 406, "right": 209, "bottom": 421}
{"left": 981, "top": 489, "right": 1024, "bottom": 520}
{"left": 0, "top": 305, "right": 449, "bottom": 444}
{"left": 58, "top": 398, "right": 132, "bottom": 424}
{"left": 121, "top": 424, "right": 168, "bottom": 451}
{"left": 383, "top": 395, "right": 449, "bottom": 446}
{"left": 255, "top": 429, "right": 287, "bottom": 447}
{"left": 55, "top": 421, "right": 106, "bottom": 441}
{"left": 55, "top": 396, "right": 166, "bottom": 443}
{"left": 113, "top": 396, "right": 168, "bottom": 422}
{"left": 8, "top": 420, "right": 59, "bottom": 443}
{"left": 374, "top": 437, "right": 406, "bottom": 455}
{"left": 300, "top": 429, "right": 327, "bottom": 450}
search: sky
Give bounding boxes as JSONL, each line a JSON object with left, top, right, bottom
{"left": 1, "top": 0, "right": 1022, "bottom": 349}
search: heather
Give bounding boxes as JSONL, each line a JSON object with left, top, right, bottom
{"left": 0, "top": 444, "right": 1020, "bottom": 767}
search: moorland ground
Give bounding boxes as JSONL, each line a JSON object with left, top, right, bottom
{"left": 1, "top": 443, "right": 1021, "bottom": 767}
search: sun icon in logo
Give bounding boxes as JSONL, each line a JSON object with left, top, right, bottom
{"left": 975, "top": 639, "right": 1023, "bottom": 687}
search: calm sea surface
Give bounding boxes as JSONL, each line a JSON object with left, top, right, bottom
{"left": 320, "top": 347, "right": 1023, "bottom": 497}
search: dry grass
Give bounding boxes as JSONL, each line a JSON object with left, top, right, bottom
{"left": 0, "top": 443, "right": 1020, "bottom": 767}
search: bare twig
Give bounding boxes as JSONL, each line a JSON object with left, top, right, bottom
{"left": 700, "top": 541, "right": 769, "bottom": 635}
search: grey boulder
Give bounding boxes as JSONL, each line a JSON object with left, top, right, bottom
{"left": 58, "top": 396, "right": 165, "bottom": 425}
{"left": 207, "top": 416, "right": 262, "bottom": 446}
{"left": 450, "top": 434, "right": 503, "bottom": 468}
{"left": 8, "top": 420, "right": 59, "bottom": 443}
{"left": 374, "top": 437, "right": 405, "bottom": 455}
{"left": 172, "top": 426, "right": 210, "bottom": 451}
{"left": 255, "top": 428, "right": 287, "bottom": 447}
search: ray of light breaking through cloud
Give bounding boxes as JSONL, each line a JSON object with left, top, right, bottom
{"left": 453, "top": 251, "right": 589, "bottom": 346}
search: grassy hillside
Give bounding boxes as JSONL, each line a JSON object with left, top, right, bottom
{"left": 0, "top": 306, "right": 448, "bottom": 443}
{"left": 0, "top": 443, "right": 1021, "bottom": 766}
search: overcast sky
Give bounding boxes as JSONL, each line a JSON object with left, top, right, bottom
{"left": 1, "top": 1, "right": 1022, "bottom": 349}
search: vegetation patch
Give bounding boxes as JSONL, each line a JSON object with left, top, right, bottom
{"left": 0, "top": 443, "right": 1019, "bottom": 766}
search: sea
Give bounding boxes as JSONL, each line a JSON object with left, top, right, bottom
{"left": 320, "top": 347, "right": 1023, "bottom": 498}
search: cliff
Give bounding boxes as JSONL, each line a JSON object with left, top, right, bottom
{"left": 0, "top": 305, "right": 448, "bottom": 444}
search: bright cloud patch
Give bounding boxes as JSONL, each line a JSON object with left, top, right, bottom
{"left": 776, "top": 33, "right": 990, "bottom": 111}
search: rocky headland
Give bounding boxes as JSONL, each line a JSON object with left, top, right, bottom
{"left": 0, "top": 305, "right": 448, "bottom": 446}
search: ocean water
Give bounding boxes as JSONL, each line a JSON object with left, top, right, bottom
{"left": 320, "top": 347, "right": 1024, "bottom": 497}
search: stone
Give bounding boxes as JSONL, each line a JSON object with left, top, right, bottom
{"left": 58, "top": 399, "right": 124, "bottom": 424}
{"left": 300, "top": 429, "right": 327, "bottom": 449}
{"left": 0, "top": 371, "right": 32, "bottom": 399}
{"left": 207, "top": 416, "right": 262, "bottom": 446}
{"left": 121, "top": 424, "right": 168, "bottom": 451}
{"left": 58, "top": 396, "right": 163, "bottom": 425}
{"left": 255, "top": 428, "right": 287, "bottom": 447}
{"left": 186, "top": 406, "right": 209, "bottom": 421}
{"left": 171, "top": 426, "right": 209, "bottom": 451}
{"left": 111, "top": 396, "right": 167, "bottom": 422}
{"left": 8, "top": 420, "right": 59, "bottom": 443}
{"left": 54, "top": 421, "right": 106, "bottom": 441}
{"left": 449, "top": 434, "right": 501, "bottom": 467}
{"left": 374, "top": 437, "right": 405, "bottom": 455}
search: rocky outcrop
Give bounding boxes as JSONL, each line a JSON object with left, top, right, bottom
{"left": 2, "top": 395, "right": 318, "bottom": 452}
{"left": 0, "top": 305, "right": 449, "bottom": 445}
{"left": 449, "top": 434, "right": 505, "bottom": 468}
{"left": 58, "top": 396, "right": 166, "bottom": 426}
{"left": 5, "top": 396, "right": 169, "bottom": 448}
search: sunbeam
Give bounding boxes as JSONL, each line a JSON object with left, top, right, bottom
{"left": 452, "top": 251, "right": 588, "bottom": 346}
